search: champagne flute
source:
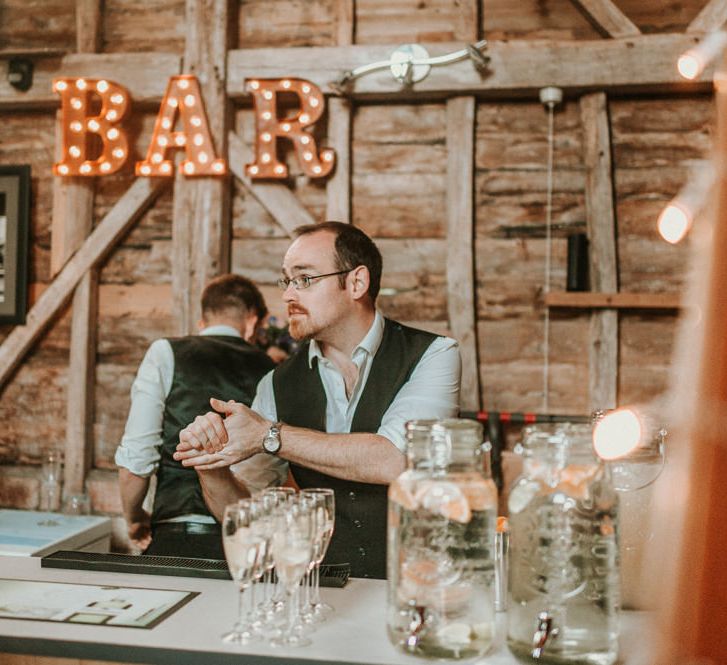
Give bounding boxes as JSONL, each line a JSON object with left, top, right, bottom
{"left": 269, "top": 499, "right": 314, "bottom": 647}
{"left": 222, "top": 500, "right": 264, "bottom": 644}
{"left": 301, "top": 488, "right": 335, "bottom": 617}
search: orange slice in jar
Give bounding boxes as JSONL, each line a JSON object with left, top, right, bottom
{"left": 415, "top": 480, "right": 471, "bottom": 523}
{"left": 389, "top": 479, "right": 418, "bottom": 511}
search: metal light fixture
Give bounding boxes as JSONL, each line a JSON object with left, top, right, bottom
{"left": 330, "top": 40, "right": 489, "bottom": 92}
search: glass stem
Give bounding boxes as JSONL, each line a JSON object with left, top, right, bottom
{"left": 312, "top": 562, "right": 321, "bottom": 605}
{"left": 236, "top": 585, "right": 246, "bottom": 631}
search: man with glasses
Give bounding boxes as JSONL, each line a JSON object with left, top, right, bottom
{"left": 175, "top": 222, "right": 461, "bottom": 577}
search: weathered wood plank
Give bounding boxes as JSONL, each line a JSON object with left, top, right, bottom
{"left": 355, "top": 0, "right": 482, "bottom": 44}
{"left": 335, "top": 0, "right": 356, "bottom": 45}
{"left": 172, "top": 0, "right": 233, "bottom": 335}
{"left": 0, "top": 53, "right": 182, "bottom": 110}
{"left": 326, "top": 98, "right": 352, "bottom": 222}
{"left": 227, "top": 34, "right": 712, "bottom": 101}
{"left": 64, "top": 271, "right": 98, "bottom": 494}
{"left": 61, "top": 4, "right": 102, "bottom": 497}
{"left": 569, "top": 0, "right": 641, "bottom": 38}
{"left": 228, "top": 131, "right": 316, "bottom": 236}
{"left": 687, "top": 0, "right": 727, "bottom": 33}
{"left": 545, "top": 291, "right": 681, "bottom": 309}
{"left": 580, "top": 91, "right": 618, "bottom": 411}
{"left": 446, "top": 96, "right": 480, "bottom": 411}
{"left": 76, "top": 0, "right": 102, "bottom": 53}
{"left": 0, "top": 177, "right": 167, "bottom": 389}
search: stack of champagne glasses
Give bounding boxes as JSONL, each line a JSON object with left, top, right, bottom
{"left": 221, "top": 487, "right": 335, "bottom": 648}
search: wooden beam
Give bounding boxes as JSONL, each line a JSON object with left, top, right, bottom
{"left": 545, "top": 291, "right": 681, "bottom": 309}
{"left": 226, "top": 34, "right": 711, "bottom": 101}
{"left": 0, "top": 53, "right": 181, "bottom": 110}
{"left": 446, "top": 96, "right": 480, "bottom": 412}
{"left": 228, "top": 131, "right": 316, "bottom": 236}
{"left": 326, "top": 99, "right": 352, "bottom": 223}
{"left": 172, "top": 0, "right": 233, "bottom": 335}
{"left": 335, "top": 0, "right": 355, "bottom": 46}
{"left": 60, "top": 0, "right": 103, "bottom": 496}
{"left": 64, "top": 271, "right": 98, "bottom": 494}
{"left": 0, "top": 177, "right": 167, "bottom": 389}
{"left": 580, "top": 92, "right": 619, "bottom": 412}
{"left": 569, "top": 0, "right": 641, "bottom": 38}
{"left": 326, "top": 0, "right": 355, "bottom": 223}
{"left": 688, "top": 0, "right": 727, "bottom": 33}
{"left": 75, "top": 0, "right": 102, "bottom": 53}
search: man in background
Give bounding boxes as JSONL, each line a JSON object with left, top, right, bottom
{"left": 115, "top": 274, "right": 277, "bottom": 559}
{"left": 175, "top": 222, "right": 461, "bottom": 577}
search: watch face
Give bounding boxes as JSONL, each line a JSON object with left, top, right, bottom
{"left": 263, "top": 431, "right": 281, "bottom": 454}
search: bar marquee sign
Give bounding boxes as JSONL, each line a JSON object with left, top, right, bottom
{"left": 52, "top": 75, "right": 335, "bottom": 180}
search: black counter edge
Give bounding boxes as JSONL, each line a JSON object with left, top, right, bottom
{"left": 0, "top": 636, "right": 375, "bottom": 665}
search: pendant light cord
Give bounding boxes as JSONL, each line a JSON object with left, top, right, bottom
{"left": 542, "top": 101, "right": 555, "bottom": 413}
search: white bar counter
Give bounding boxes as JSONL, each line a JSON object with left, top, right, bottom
{"left": 0, "top": 556, "right": 652, "bottom": 665}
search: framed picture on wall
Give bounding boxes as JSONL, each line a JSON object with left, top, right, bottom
{"left": 0, "top": 165, "right": 30, "bottom": 325}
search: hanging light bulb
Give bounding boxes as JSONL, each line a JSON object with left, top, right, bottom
{"left": 658, "top": 203, "right": 692, "bottom": 244}
{"left": 593, "top": 408, "right": 643, "bottom": 460}
{"left": 678, "top": 31, "right": 727, "bottom": 80}
{"left": 657, "top": 160, "right": 714, "bottom": 244}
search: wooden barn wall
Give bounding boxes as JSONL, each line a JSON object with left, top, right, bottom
{"left": 0, "top": 0, "right": 713, "bottom": 545}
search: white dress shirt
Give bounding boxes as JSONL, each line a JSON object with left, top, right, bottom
{"left": 114, "top": 325, "right": 279, "bottom": 496}
{"left": 250, "top": 310, "right": 462, "bottom": 484}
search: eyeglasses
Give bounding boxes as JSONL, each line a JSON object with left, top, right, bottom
{"left": 277, "top": 270, "right": 351, "bottom": 291}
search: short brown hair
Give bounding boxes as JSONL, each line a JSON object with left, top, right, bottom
{"left": 292, "top": 221, "right": 383, "bottom": 302}
{"left": 201, "top": 274, "right": 268, "bottom": 320}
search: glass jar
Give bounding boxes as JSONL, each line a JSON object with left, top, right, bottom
{"left": 507, "top": 424, "right": 619, "bottom": 664}
{"left": 387, "top": 418, "right": 498, "bottom": 659}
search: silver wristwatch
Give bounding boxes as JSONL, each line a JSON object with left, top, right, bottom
{"left": 262, "top": 422, "right": 282, "bottom": 455}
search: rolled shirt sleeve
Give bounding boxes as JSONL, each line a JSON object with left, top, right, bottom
{"left": 376, "top": 336, "right": 461, "bottom": 452}
{"left": 114, "top": 339, "right": 174, "bottom": 477}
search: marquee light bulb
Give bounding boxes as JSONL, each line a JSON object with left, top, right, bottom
{"left": 191, "top": 116, "right": 202, "bottom": 127}
{"left": 178, "top": 79, "right": 190, "bottom": 90}
{"left": 101, "top": 161, "right": 111, "bottom": 172}
{"left": 76, "top": 79, "right": 87, "bottom": 90}
{"left": 79, "top": 163, "right": 92, "bottom": 174}
{"left": 593, "top": 408, "right": 643, "bottom": 461}
{"left": 88, "top": 119, "right": 100, "bottom": 131}
{"left": 658, "top": 202, "right": 692, "bottom": 244}
{"left": 184, "top": 94, "right": 196, "bottom": 107}
{"left": 71, "top": 98, "right": 83, "bottom": 110}
{"left": 55, "top": 80, "right": 68, "bottom": 92}
{"left": 139, "top": 164, "right": 152, "bottom": 175}
{"left": 96, "top": 80, "right": 109, "bottom": 93}
{"left": 111, "top": 93, "right": 125, "bottom": 105}
{"left": 184, "top": 162, "right": 195, "bottom": 175}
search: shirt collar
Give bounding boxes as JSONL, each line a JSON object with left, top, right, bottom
{"left": 307, "top": 310, "right": 384, "bottom": 368}
{"left": 200, "top": 324, "right": 242, "bottom": 338}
